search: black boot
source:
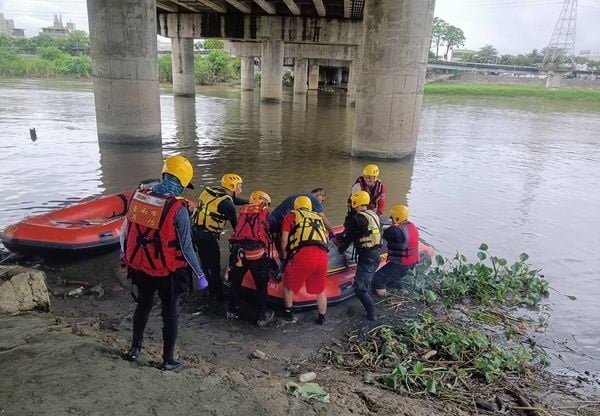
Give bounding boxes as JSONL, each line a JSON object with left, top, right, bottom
{"left": 125, "top": 346, "right": 141, "bottom": 362}
{"left": 162, "top": 359, "right": 182, "bottom": 371}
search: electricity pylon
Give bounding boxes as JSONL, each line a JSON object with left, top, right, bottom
{"left": 543, "top": 0, "right": 577, "bottom": 67}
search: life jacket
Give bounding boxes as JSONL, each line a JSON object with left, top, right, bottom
{"left": 357, "top": 210, "right": 382, "bottom": 250}
{"left": 286, "top": 209, "right": 329, "bottom": 254}
{"left": 123, "top": 190, "right": 188, "bottom": 277}
{"left": 387, "top": 221, "right": 420, "bottom": 266}
{"left": 194, "top": 186, "right": 232, "bottom": 234}
{"left": 229, "top": 203, "right": 270, "bottom": 248}
{"left": 355, "top": 177, "right": 385, "bottom": 213}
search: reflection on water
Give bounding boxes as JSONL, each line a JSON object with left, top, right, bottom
{"left": 0, "top": 80, "right": 599, "bottom": 377}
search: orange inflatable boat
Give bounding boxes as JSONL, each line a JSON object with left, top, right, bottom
{"left": 1, "top": 192, "right": 132, "bottom": 257}
{"left": 232, "top": 224, "right": 435, "bottom": 309}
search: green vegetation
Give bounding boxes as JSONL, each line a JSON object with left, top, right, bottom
{"left": 0, "top": 32, "right": 242, "bottom": 85}
{"left": 0, "top": 33, "right": 91, "bottom": 78}
{"left": 158, "top": 50, "right": 240, "bottom": 85}
{"left": 324, "top": 245, "right": 551, "bottom": 410}
{"left": 425, "top": 83, "right": 600, "bottom": 102}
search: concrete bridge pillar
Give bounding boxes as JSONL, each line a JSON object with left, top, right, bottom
{"left": 171, "top": 37, "right": 195, "bottom": 97}
{"left": 335, "top": 67, "right": 344, "bottom": 86}
{"left": 260, "top": 39, "right": 284, "bottom": 102}
{"left": 545, "top": 71, "right": 562, "bottom": 88}
{"left": 86, "top": 0, "right": 161, "bottom": 144}
{"left": 352, "top": 0, "right": 435, "bottom": 158}
{"left": 308, "top": 63, "right": 320, "bottom": 90}
{"left": 240, "top": 56, "right": 255, "bottom": 90}
{"left": 293, "top": 58, "right": 308, "bottom": 94}
{"left": 347, "top": 59, "right": 358, "bottom": 105}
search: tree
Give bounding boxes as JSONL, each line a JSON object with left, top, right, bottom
{"left": 459, "top": 52, "right": 476, "bottom": 62}
{"left": 443, "top": 25, "right": 465, "bottom": 61}
{"left": 59, "top": 31, "right": 90, "bottom": 55}
{"left": 204, "top": 39, "right": 224, "bottom": 50}
{"left": 475, "top": 44, "right": 498, "bottom": 64}
{"left": 527, "top": 49, "right": 544, "bottom": 65}
{"left": 431, "top": 17, "right": 448, "bottom": 60}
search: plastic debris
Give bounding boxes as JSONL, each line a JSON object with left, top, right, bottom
{"left": 285, "top": 381, "right": 330, "bottom": 403}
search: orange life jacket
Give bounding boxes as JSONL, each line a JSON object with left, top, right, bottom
{"left": 229, "top": 203, "right": 270, "bottom": 248}
{"left": 124, "top": 190, "right": 188, "bottom": 277}
{"left": 387, "top": 221, "right": 419, "bottom": 266}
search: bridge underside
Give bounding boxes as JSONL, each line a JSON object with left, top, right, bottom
{"left": 155, "top": 0, "right": 365, "bottom": 19}
{"left": 87, "top": 0, "right": 435, "bottom": 159}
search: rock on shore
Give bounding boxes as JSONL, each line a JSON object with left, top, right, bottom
{"left": 0, "top": 265, "right": 50, "bottom": 314}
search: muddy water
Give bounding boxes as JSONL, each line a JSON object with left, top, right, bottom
{"left": 0, "top": 79, "right": 598, "bottom": 377}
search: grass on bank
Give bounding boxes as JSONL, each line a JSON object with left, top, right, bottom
{"left": 425, "top": 82, "right": 600, "bottom": 102}
{"left": 323, "top": 244, "right": 552, "bottom": 411}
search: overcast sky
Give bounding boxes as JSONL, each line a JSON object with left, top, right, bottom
{"left": 1, "top": 0, "right": 599, "bottom": 55}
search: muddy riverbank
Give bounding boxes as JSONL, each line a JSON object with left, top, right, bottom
{"left": 1, "top": 256, "right": 598, "bottom": 416}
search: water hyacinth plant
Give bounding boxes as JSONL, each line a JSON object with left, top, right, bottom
{"left": 324, "top": 245, "right": 551, "bottom": 408}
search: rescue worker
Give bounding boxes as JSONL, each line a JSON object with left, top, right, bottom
{"left": 269, "top": 188, "right": 333, "bottom": 234}
{"left": 280, "top": 196, "right": 329, "bottom": 324}
{"left": 193, "top": 173, "right": 247, "bottom": 300}
{"left": 121, "top": 154, "right": 206, "bottom": 371}
{"left": 227, "top": 190, "right": 276, "bottom": 326}
{"left": 349, "top": 164, "right": 387, "bottom": 216}
{"left": 336, "top": 190, "right": 382, "bottom": 322}
{"left": 373, "top": 205, "right": 420, "bottom": 297}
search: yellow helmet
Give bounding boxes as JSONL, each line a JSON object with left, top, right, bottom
{"left": 294, "top": 195, "right": 312, "bottom": 211}
{"left": 249, "top": 190, "right": 271, "bottom": 205}
{"left": 350, "top": 190, "right": 370, "bottom": 208}
{"left": 162, "top": 155, "right": 194, "bottom": 189}
{"left": 362, "top": 164, "right": 380, "bottom": 178}
{"left": 390, "top": 204, "right": 409, "bottom": 224}
{"left": 221, "top": 173, "right": 243, "bottom": 192}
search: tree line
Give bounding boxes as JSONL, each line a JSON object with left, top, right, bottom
{"left": 0, "top": 31, "right": 92, "bottom": 77}
{"left": 431, "top": 17, "right": 600, "bottom": 71}
{"left": 0, "top": 33, "right": 241, "bottom": 83}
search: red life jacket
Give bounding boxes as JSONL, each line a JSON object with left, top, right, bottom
{"left": 123, "top": 191, "right": 188, "bottom": 277}
{"left": 229, "top": 203, "right": 270, "bottom": 248}
{"left": 387, "top": 221, "right": 419, "bottom": 266}
{"left": 355, "top": 177, "right": 385, "bottom": 213}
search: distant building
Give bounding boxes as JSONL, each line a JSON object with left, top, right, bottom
{"left": 446, "top": 48, "right": 476, "bottom": 62}
{"left": 0, "top": 13, "right": 15, "bottom": 36}
{"left": 41, "top": 14, "right": 75, "bottom": 38}
{"left": 11, "top": 28, "right": 25, "bottom": 37}
{"left": 578, "top": 50, "right": 600, "bottom": 62}
{"left": 0, "top": 13, "right": 25, "bottom": 37}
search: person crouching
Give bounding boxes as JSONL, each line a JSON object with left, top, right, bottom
{"left": 373, "top": 205, "right": 420, "bottom": 297}
{"left": 227, "top": 191, "right": 276, "bottom": 327}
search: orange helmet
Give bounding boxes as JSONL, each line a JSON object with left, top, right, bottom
{"left": 249, "top": 190, "right": 271, "bottom": 205}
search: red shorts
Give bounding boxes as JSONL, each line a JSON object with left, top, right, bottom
{"left": 284, "top": 246, "right": 328, "bottom": 294}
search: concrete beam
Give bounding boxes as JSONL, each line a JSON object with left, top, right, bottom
{"left": 170, "top": 0, "right": 203, "bottom": 12}
{"left": 159, "top": 13, "right": 362, "bottom": 45}
{"left": 343, "top": 0, "right": 352, "bottom": 18}
{"left": 312, "top": 0, "right": 326, "bottom": 17}
{"left": 157, "top": 1, "right": 178, "bottom": 12}
{"left": 226, "top": 41, "right": 357, "bottom": 61}
{"left": 196, "top": 0, "right": 227, "bottom": 13}
{"left": 283, "top": 0, "right": 301, "bottom": 15}
{"left": 254, "top": 0, "right": 276, "bottom": 14}
{"left": 223, "top": 0, "right": 251, "bottom": 14}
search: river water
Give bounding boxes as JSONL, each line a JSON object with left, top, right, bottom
{"left": 0, "top": 79, "right": 598, "bottom": 377}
